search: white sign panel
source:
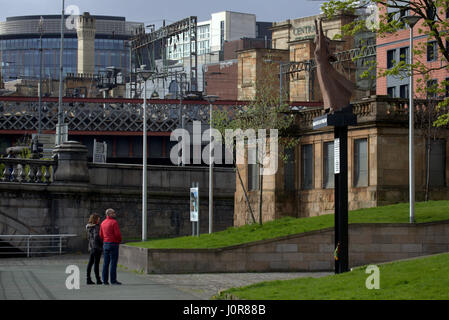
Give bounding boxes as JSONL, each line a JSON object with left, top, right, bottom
{"left": 56, "top": 123, "right": 68, "bottom": 144}
{"left": 190, "top": 187, "right": 199, "bottom": 222}
{"left": 334, "top": 138, "right": 340, "bottom": 174}
{"left": 93, "top": 139, "right": 107, "bottom": 164}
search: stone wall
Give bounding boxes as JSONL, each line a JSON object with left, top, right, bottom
{"left": 119, "top": 220, "right": 449, "bottom": 273}
{"left": 0, "top": 142, "right": 236, "bottom": 252}
{"left": 237, "top": 48, "right": 289, "bottom": 101}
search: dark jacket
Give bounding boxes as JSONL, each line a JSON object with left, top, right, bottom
{"left": 86, "top": 223, "right": 103, "bottom": 253}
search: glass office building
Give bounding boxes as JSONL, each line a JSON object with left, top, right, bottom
{"left": 0, "top": 15, "right": 143, "bottom": 81}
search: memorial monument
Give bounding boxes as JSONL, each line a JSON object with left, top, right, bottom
{"left": 312, "top": 19, "right": 357, "bottom": 274}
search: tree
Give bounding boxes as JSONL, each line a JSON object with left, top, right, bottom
{"left": 415, "top": 81, "right": 448, "bottom": 200}
{"left": 322, "top": 0, "right": 449, "bottom": 110}
{"left": 212, "top": 56, "right": 297, "bottom": 225}
{"left": 322, "top": 0, "right": 449, "bottom": 201}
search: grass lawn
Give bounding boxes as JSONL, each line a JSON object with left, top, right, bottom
{"left": 213, "top": 253, "right": 449, "bottom": 300}
{"left": 126, "top": 200, "right": 449, "bottom": 249}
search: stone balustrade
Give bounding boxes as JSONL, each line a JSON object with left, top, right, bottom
{"left": 0, "top": 158, "right": 56, "bottom": 184}
{"left": 297, "top": 96, "right": 449, "bottom": 130}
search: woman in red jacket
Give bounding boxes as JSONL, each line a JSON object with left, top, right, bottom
{"left": 99, "top": 208, "right": 122, "bottom": 285}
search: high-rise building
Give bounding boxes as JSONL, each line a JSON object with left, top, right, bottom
{"left": 0, "top": 14, "right": 143, "bottom": 82}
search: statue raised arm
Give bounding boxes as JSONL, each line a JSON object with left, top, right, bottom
{"left": 314, "top": 19, "right": 354, "bottom": 113}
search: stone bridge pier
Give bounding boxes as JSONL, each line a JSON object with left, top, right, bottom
{"left": 0, "top": 141, "right": 236, "bottom": 252}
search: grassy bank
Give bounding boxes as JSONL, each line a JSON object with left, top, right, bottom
{"left": 213, "top": 253, "right": 449, "bottom": 300}
{"left": 126, "top": 200, "right": 449, "bottom": 249}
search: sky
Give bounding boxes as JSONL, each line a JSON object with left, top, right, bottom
{"left": 0, "top": 0, "right": 324, "bottom": 27}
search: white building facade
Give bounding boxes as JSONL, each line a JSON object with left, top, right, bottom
{"left": 131, "top": 11, "right": 259, "bottom": 98}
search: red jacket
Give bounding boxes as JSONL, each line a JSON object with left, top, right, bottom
{"left": 99, "top": 216, "right": 122, "bottom": 244}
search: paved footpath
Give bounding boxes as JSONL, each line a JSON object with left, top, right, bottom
{"left": 0, "top": 254, "right": 331, "bottom": 300}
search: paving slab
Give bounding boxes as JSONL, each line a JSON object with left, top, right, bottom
{"left": 0, "top": 254, "right": 332, "bottom": 300}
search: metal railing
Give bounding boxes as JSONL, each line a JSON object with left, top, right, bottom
{"left": 0, "top": 234, "right": 77, "bottom": 257}
{"left": 0, "top": 97, "right": 214, "bottom": 133}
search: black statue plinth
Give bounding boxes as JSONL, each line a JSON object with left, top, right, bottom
{"left": 312, "top": 104, "right": 357, "bottom": 130}
{"left": 313, "top": 104, "right": 357, "bottom": 274}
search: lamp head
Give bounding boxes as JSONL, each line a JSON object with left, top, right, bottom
{"left": 401, "top": 15, "right": 421, "bottom": 28}
{"left": 137, "top": 65, "right": 153, "bottom": 81}
{"left": 204, "top": 95, "right": 219, "bottom": 104}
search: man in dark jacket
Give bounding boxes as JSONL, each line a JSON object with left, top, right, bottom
{"left": 99, "top": 208, "right": 122, "bottom": 285}
{"left": 86, "top": 213, "right": 103, "bottom": 285}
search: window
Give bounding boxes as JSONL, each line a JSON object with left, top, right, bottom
{"left": 426, "top": 139, "right": 445, "bottom": 187}
{"left": 301, "top": 144, "right": 313, "bottom": 190}
{"left": 427, "top": 79, "right": 438, "bottom": 98}
{"left": 198, "top": 25, "right": 210, "bottom": 40}
{"left": 387, "top": 11, "right": 395, "bottom": 24}
{"left": 426, "top": 4, "right": 437, "bottom": 21}
{"left": 248, "top": 144, "right": 259, "bottom": 191}
{"left": 398, "top": 8, "right": 408, "bottom": 29}
{"left": 399, "top": 47, "right": 409, "bottom": 63}
{"left": 248, "top": 162, "right": 259, "bottom": 191}
{"left": 427, "top": 41, "right": 437, "bottom": 61}
{"left": 323, "top": 142, "right": 334, "bottom": 189}
{"left": 387, "top": 86, "right": 396, "bottom": 98}
{"left": 387, "top": 49, "right": 395, "bottom": 69}
{"left": 284, "top": 148, "right": 295, "bottom": 191}
{"left": 354, "top": 138, "right": 368, "bottom": 187}
{"left": 446, "top": 78, "right": 449, "bottom": 97}
{"left": 387, "top": 8, "right": 407, "bottom": 27}
{"left": 220, "top": 21, "right": 225, "bottom": 51}
{"left": 400, "top": 84, "right": 409, "bottom": 99}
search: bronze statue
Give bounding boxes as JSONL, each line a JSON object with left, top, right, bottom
{"left": 314, "top": 19, "right": 354, "bottom": 113}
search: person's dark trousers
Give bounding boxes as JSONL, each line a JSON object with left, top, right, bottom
{"left": 87, "top": 249, "right": 102, "bottom": 282}
{"left": 102, "top": 243, "right": 119, "bottom": 284}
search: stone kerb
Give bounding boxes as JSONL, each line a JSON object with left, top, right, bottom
{"left": 119, "top": 220, "right": 449, "bottom": 274}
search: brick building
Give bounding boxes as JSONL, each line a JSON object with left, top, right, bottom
{"left": 204, "top": 38, "right": 269, "bottom": 100}
{"left": 376, "top": 5, "right": 449, "bottom": 98}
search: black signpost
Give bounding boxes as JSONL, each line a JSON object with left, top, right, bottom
{"left": 313, "top": 105, "right": 357, "bottom": 274}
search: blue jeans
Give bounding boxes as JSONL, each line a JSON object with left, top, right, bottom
{"left": 102, "top": 243, "right": 119, "bottom": 283}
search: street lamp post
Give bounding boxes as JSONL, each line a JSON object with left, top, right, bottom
{"left": 38, "top": 16, "right": 44, "bottom": 138}
{"left": 401, "top": 15, "right": 421, "bottom": 224}
{"left": 57, "top": 0, "right": 65, "bottom": 146}
{"left": 202, "top": 52, "right": 216, "bottom": 94}
{"left": 178, "top": 74, "right": 186, "bottom": 167}
{"left": 205, "top": 95, "right": 219, "bottom": 234}
{"left": 280, "top": 62, "right": 285, "bottom": 107}
{"left": 138, "top": 65, "right": 154, "bottom": 241}
{"left": 264, "top": 59, "right": 288, "bottom": 106}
